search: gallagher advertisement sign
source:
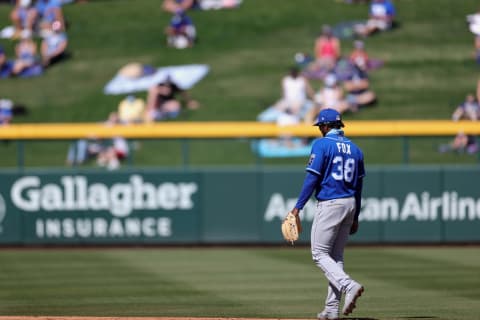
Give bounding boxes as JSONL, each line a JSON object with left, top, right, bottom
{"left": 0, "top": 173, "right": 201, "bottom": 244}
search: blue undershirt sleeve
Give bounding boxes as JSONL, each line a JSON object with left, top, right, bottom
{"left": 294, "top": 171, "right": 319, "bottom": 210}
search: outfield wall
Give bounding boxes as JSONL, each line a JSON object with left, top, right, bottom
{"left": 0, "top": 166, "right": 479, "bottom": 245}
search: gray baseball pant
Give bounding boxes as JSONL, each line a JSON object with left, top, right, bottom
{"left": 311, "top": 197, "right": 357, "bottom": 312}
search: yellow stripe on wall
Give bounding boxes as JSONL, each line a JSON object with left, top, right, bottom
{"left": 0, "top": 121, "right": 477, "bottom": 140}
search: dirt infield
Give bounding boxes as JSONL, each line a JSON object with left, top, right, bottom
{"left": 0, "top": 318, "right": 307, "bottom": 320}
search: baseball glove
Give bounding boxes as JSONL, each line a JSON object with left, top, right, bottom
{"left": 281, "top": 211, "right": 302, "bottom": 244}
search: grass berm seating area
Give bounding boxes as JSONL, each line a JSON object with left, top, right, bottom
{"left": 0, "top": 0, "right": 479, "bottom": 167}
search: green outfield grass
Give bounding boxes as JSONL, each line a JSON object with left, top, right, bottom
{"left": 0, "top": 246, "right": 479, "bottom": 320}
{"left": 1, "top": 0, "right": 480, "bottom": 166}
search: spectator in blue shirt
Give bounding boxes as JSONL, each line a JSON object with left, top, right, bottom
{"left": 10, "top": 0, "right": 36, "bottom": 38}
{"left": 11, "top": 37, "right": 38, "bottom": 76}
{"left": 0, "top": 99, "right": 13, "bottom": 125}
{"left": 355, "top": 0, "right": 396, "bottom": 37}
{"left": 0, "top": 45, "right": 13, "bottom": 78}
{"left": 32, "top": 0, "right": 65, "bottom": 34}
{"left": 343, "top": 65, "right": 377, "bottom": 112}
{"left": 165, "top": 10, "right": 197, "bottom": 49}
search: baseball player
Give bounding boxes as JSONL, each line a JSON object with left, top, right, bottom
{"left": 289, "top": 108, "right": 365, "bottom": 320}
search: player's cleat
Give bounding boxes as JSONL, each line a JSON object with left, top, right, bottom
{"left": 317, "top": 310, "right": 339, "bottom": 320}
{"left": 342, "top": 281, "right": 364, "bottom": 316}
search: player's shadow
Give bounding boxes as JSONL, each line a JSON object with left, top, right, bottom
{"left": 339, "top": 316, "right": 438, "bottom": 320}
{"left": 340, "top": 317, "right": 438, "bottom": 320}
{"left": 337, "top": 316, "right": 438, "bottom": 320}
{"left": 399, "top": 317, "right": 439, "bottom": 319}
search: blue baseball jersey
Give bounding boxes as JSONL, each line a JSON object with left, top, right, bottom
{"left": 294, "top": 130, "right": 365, "bottom": 211}
{"left": 307, "top": 131, "right": 365, "bottom": 200}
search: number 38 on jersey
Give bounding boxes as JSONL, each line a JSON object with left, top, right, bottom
{"left": 332, "top": 142, "right": 355, "bottom": 182}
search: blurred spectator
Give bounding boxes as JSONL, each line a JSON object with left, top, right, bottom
{"left": 116, "top": 62, "right": 156, "bottom": 79}
{"left": 312, "top": 74, "right": 352, "bottom": 114}
{"left": 276, "top": 109, "right": 301, "bottom": 148}
{"left": 0, "top": 45, "right": 13, "bottom": 78}
{"left": 162, "top": 0, "right": 198, "bottom": 13}
{"left": 32, "top": 0, "right": 65, "bottom": 35}
{"left": 477, "top": 79, "right": 480, "bottom": 103}
{"left": 349, "top": 40, "right": 369, "bottom": 71}
{"left": 9, "top": 0, "right": 64, "bottom": 39}
{"left": 341, "top": 0, "right": 368, "bottom": 3}
{"left": 467, "top": 9, "right": 480, "bottom": 36}
{"left": 0, "top": 99, "right": 13, "bottom": 125}
{"left": 10, "top": 0, "right": 36, "bottom": 39}
{"left": 0, "top": 98, "right": 28, "bottom": 125}
{"left": 438, "top": 131, "right": 478, "bottom": 155}
{"left": 439, "top": 93, "right": 479, "bottom": 155}
{"left": 293, "top": 52, "right": 314, "bottom": 68}
{"left": 117, "top": 94, "right": 146, "bottom": 124}
{"left": 452, "top": 94, "right": 479, "bottom": 121}
{"left": 66, "top": 112, "right": 130, "bottom": 169}
{"left": 474, "top": 35, "right": 480, "bottom": 65}
{"left": 343, "top": 64, "right": 376, "bottom": 111}
{"left": 273, "top": 67, "right": 315, "bottom": 117}
{"left": 59, "top": 0, "right": 84, "bottom": 3}
{"left": 66, "top": 138, "right": 103, "bottom": 166}
{"left": 11, "top": 37, "right": 38, "bottom": 76}
{"left": 312, "top": 25, "right": 341, "bottom": 71}
{"left": 165, "top": 10, "right": 197, "bottom": 49}
{"left": 198, "top": 0, "right": 243, "bottom": 10}
{"left": 145, "top": 75, "right": 199, "bottom": 122}
{"left": 96, "top": 112, "right": 130, "bottom": 170}
{"left": 354, "top": 0, "right": 396, "bottom": 37}
{"left": 40, "top": 20, "right": 67, "bottom": 67}
{"left": 96, "top": 136, "right": 130, "bottom": 171}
